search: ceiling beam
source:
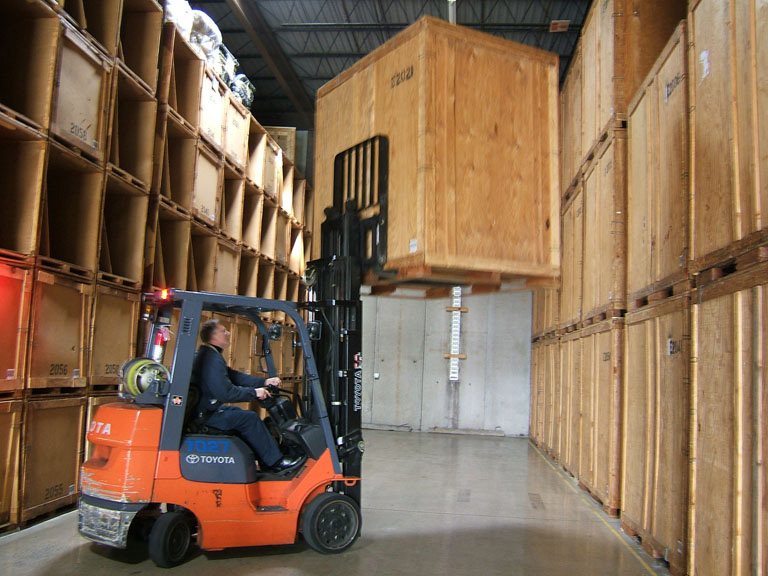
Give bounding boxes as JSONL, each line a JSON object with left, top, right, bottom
{"left": 225, "top": 0, "right": 315, "bottom": 129}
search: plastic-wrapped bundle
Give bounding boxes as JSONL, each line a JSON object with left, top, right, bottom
{"left": 230, "top": 74, "right": 255, "bottom": 108}
{"left": 215, "top": 45, "right": 239, "bottom": 86}
{"left": 165, "top": 0, "right": 194, "bottom": 40}
{"left": 189, "top": 9, "right": 222, "bottom": 61}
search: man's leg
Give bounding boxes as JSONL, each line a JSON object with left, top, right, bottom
{"left": 207, "top": 407, "right": 283, "bottom": 467}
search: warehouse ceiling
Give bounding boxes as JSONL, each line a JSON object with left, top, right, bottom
{"left": 187, "top": 0, "right": 592, "bottom": 130}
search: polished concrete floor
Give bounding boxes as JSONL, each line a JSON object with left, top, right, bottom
{"left": 0, "top": 430, "right": 670, "bottom": 576}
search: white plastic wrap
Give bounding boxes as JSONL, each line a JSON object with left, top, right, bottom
{"left": 189, "top": 10, "right": 222, "bottom": 61}
{"left": 215, "top": 45, "right": 239, "bottom": 86}
{"left": 165, "top": 0, "right": 194, "bottom": 41}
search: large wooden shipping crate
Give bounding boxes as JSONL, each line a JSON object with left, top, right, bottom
{"left": 579, "top": 0, "right": 686, "bottom": 159}
{"left": 314, "top": 16, "right": 560, "bottom": 286}
{"left": 532, "top": 288, "right": 559, "bottom": 338}
{"left": 579, "top": 317, "right": 624, "bottom": 515}
{"left": 559, "top": 331, "right": 582, "bottom": 477}
{"left": 0, "top": 400, "right": 22, "bottom": 528}
{"left": 689, "top": 0, "right": 768, "bottom": 271}
{"left": 0, "top": 260, "right": 33, "bottom": 393}
{"left": 560, "top": 44, "right": 582, "bottom": 192}
{"left": 20, "top": 397, "right": 86, "bottom": 522}
{"left": 560, "top": 186, "right": 583, "bottom": 330}
{"left": 690, "top": 260, "right": 767, "bottom": 576}
{"left": 622, "top": 294, "right": 690, "bottom": 575}
{"left": 627, "top": 22, "right": 690, "bottom": 304}
{"left": 529, "top": 340, "right": 544, "bottom": 444}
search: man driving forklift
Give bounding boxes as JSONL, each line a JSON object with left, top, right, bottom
{"left": 192, "top": 318, "right": 302, "bottom": 471}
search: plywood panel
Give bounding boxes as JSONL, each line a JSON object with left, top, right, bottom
{"left": 560, "top": 189, "right": 583, "bottom": 328}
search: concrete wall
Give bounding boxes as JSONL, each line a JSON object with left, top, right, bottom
{"left": 361, "top": 291, "right": 532, "bottom": 436}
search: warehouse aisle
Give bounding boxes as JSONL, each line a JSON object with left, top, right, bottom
{"left": 0, "top": 430, "right": 669, "bottom": 576}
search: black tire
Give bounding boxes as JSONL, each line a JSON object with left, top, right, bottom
{"left": 148, "top": 511, "right": 193, "bottom": 568}
{"left": 301, "top": 493, "right": 361, "bottom": 554}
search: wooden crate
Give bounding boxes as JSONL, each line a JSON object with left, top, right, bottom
{"left": 289, "top": 228, "right": 305, "bottom": 277}
{"left": 622, "top": 293, "right": 690, "bottom": 575}
{"left": 188, "top": 221, "right": 216, "bottom": 292}
{"left": 246, "top": 116, "right": 267, "bottom": 189}
{"left": 292, "top": 177, "right": 307, "bottom": 227}
{"left": 260, "top": 199, "right": 279, "bottom": 261}
{"left": 627, "top": 22, "right": 689, "bottom": 304}
{"left": 0, "top": 260, "right": 33, "bottom": 394}
{"left": 579, "top": 317, "right": 624, "bottom": 516}
{"left": 40, "top": 141, "right": 104, "bottom": 278}
{"left": 215, "top": 238, "right": 240, "bottom": 296}
{"left": 314, "top": 16, "right": 559, "bottom": 285}
{"left": 53, "top": 0, "right": 122, "bottom": 58}
{"left": 117, "top": 0, "right": 163, "bottom": 95}
{"left": 532, "top": 287, "right": 559, "bottom": 338}
{"left": 273, "top": 267, "right": 288, "bottom": 323}
{"left": 199, "top": 66, "right": 227, "bottom": 151}
{"left": 221, "top": 164, "right": 245, "bottom": 242}
{"left": 152, "top": 200, "right": 191, "bottom": 290}
{"left": 50, "top": 20, "right": 112, "bottom": 163}
{"left": 560, "top": 43, "right": 582, "bottom": 193}
{"left": 27, "top": 270, "right": 91, "bottom": 391}
{"left": 88, "top": 284, "right": 140, "bottom": 390}
{"left": 582, "top": 132, "right": 627, "bottom": 322}
{"left": 281, "top": 157, "right": 294, "bottom": 217}
{"left": 690, "top": 260, "right": 767, "bottom": 576}
{"left": 20, "top": 396, "right": 85, "bottom": 522}
{"left": 0, "top": 400, "right": 22, "bottom": 528}
{"left": 275, "top": 211, "right": 290, "bottom": 267}
{"left": 238, "top": 246, "right": 259, "bottom": 298}
{"left": 578, "top": 0, "right": 686, "bottom": 160}
{"left": 0, "top": 122, "right": 47, "bottom": 258}
{"left": 262, "top": 138, "right": 282, "bottom": 201}
{"left": 541, "top": 337, "right": 562, "bottom": 459}
{"left": 559, "top": 331, "right": 582, "bottom": 477}
{"left": 303, "top": 183, "right": 314, "bottom": 236}
{"left": 0, "top": 0, "right": 60, "bottom": 132}
{"left": 560, "top": 186, "right": 583, "bottom": 330}
{"left": 223, "top": 92, "right": 249, "bottom": 168}
{"left": 257, "top": 258, "right": 275, "bottom": 300}
{"left": 107, "top": 63, "right": 157, "bottom": 189}
{"left": 264, "top": 126, "right": 297, "bottom": 163}
{"left": 157, "top": 23, "right": 204, "bottom": 131}
{"left": 529, "top": 340, "right": 544, "bottom": 444}
{"left": 230, "top": 317, "right": 254, "bottom": 375}
{"left": 190, "top": 141, "right": 222, "bottom": 226}
{"left": 242, "top": 181, "right": 264, "bottom": 252}
{"left": 100, "top": 168, "right": 149, "bottom": 286}
{"left": 158, "top": 109, "right": 197, "bottom": 210}
{"left": 689, "top": 0, "right": 768, "bottom": 272}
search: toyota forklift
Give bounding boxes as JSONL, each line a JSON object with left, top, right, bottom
{"left": 78, "top": 137, "right": 389, "bottom": 567}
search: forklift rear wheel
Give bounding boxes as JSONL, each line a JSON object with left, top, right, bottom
{"left": 302, "top": 493, "right": 361, "bottom": 554}
{"left": 148, "top": 511, "right": 193, "bottom": 568}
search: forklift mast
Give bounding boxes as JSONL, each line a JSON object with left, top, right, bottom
{"left": 306, "top": 135, "right": 389, "bottom": 504}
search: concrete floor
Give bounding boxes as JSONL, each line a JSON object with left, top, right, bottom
{"left": 0, "top": 430, "right": 670, "bottom": 576}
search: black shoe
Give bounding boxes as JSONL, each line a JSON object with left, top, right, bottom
{"left": 271, "top": 455, "right": 302, "bottom": 471}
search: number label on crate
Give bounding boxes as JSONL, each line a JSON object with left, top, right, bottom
{"left": 667, "top": 338, "right": 683, "bottom": 356}
{"left": 104, "top": 363, "right": 120, "bottom": 375}
{"left": 44, "top": 483, "right": 65, "bottom": 501}
{"left": 49, "top": 363, "right": 69, "bottom": 376}
{"left": 69, "top": 121, "right": 89, "bottom": 143}
{"left": 391, "top": 65, "right": 415, "bottom": 89}
{"left": 602, "top": 352, "right": 611, "bottom": 362}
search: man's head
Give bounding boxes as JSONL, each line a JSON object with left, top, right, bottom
{"left": 200, "top": 319, "right": 231, "bottom": 349}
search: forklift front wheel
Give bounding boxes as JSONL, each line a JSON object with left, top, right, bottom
{"left": 301, "top": 493, "right": 361, "bottom": 554}
{"left": 148, "top": 511, "right": 193, "bottom": 568}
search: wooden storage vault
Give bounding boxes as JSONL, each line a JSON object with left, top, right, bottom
{"left": 314, "top": 16, "right": 560, "bottom": 286}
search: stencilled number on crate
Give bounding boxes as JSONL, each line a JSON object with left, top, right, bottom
{"left": 104, "top": 363, "right": 120, "bottom": 375}
{"left": 49, "top": 363, "right": 69, "bottom": 376}
{"left": 44, "top": 483, "right": 65, "bottom": 501}
{"left": 664, "top": 74, "right": 683, "bottom": 103}
{"left": 391, "top": 65, "right": 414, "bottom": 88}
{"left": 69, "top": 122, "right": 89, "bottom": 143}
{"left": 602, "top": 352, "right": 611, "bottom": 362}
{"left": 667, "top": 338, "right": 683, "bottom": 355}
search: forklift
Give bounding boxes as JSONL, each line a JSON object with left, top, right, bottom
{"left": 78, "top": 137, "right": 388, "bottom": 567}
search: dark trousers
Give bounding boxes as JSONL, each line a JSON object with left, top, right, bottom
{"left": 205, "top": 406, "right": 282, "bottom": 467}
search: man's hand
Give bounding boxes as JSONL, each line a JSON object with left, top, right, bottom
{"left": 265, "top": 377, "right": 281, "bottom": 388}
{"left": 254, "top": 387, "right": 271, "bottom": 400}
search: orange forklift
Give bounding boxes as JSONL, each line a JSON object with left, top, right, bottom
{"left": 78, "top": 137, "right": 388, "bottom": 567}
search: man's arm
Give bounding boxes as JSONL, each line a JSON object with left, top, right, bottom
{"left": 199, "top": 348, "right": 257, "bottom": 404}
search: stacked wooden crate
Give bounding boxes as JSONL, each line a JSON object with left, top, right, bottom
{"left": 535, "top": 1, "right": 768, "bottom": 574}
{"left": 0, "top": 0, "right": 312, "bottom": 533}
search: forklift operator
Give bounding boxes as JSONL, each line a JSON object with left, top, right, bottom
{"left": 191, "top": 319, "right": 301, "bottom": 471}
